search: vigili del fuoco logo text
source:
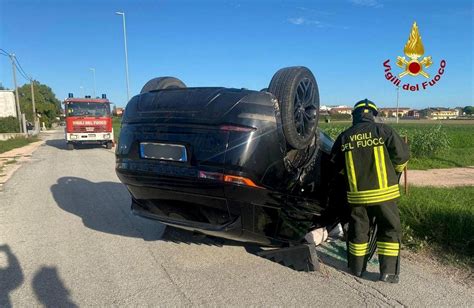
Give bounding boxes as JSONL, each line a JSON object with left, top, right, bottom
{"left": 383, "top": 21, "right": 446, "bottom": 91}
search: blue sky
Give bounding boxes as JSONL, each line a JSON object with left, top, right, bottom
{"left": 0, "top": 0, "right": 472, "bottom": 108}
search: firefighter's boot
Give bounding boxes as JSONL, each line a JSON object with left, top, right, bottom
{"left": 380, "top": 273, "right": 399, "bottom": 283}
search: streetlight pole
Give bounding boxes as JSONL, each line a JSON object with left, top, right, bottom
{"left": 396, "top": 86, "right": 400, "bottom": 124}
{"left": 89, "top": 67, "right": 96, "bottom": 98}
{"left": 116, "top": 11, "right": 130, "bottom": 101}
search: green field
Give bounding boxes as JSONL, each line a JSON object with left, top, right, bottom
{"left": 0, "top": 137, "right": 39, "bottom": 155}
{"left": 320, "top": 120, "right": 474, "bottom": 170}
{"left": 398, "top": 186, "right": 474, "bottom": 268}
{"left": 113, "top": 117, "right": 122, "bottom": 142}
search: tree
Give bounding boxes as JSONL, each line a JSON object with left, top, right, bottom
{"left": 463, "top": 106, "right": 474, "bottom": 115}
{"left": 18, "top": 80, "right": 61, "bottom": 127}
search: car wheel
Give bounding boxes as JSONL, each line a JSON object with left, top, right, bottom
{"left": 140, "top": 77, "right": 186, "bottom": 94}
{"left": 268, "top": 66, "right": 320, "bottom": 150}
{"left": 106, "top": 142, "right": 113, "bottom": 149}
{"left": 66, "top": 143, "right": 74, "bottom": 150}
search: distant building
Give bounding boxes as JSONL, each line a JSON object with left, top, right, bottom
{"left": 419, "top": 108, "right": 458, "bottom": 119}
{"left": 378, "top": 108, "right": 410, "bottom": 118}
{"left": 406, "top": 109, "right": 420, "bottom": 118}
{"left": 0, "top": 90, "right": 17, "bottom": 118}
{"left": 454, "top": 107, "right": 464, "bottom": 116}
{"left": 330, "top": 106, "right": 352, "bottom": 115}
{"left": 113, "top": 107, "right": 124, "bottom": 117}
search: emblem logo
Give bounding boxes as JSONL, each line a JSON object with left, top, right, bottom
{"left": 382, "top": 21, "right": 446, "bottom": 92}
{"left": 396, "top": 22, "right": 432, "bottom": 78}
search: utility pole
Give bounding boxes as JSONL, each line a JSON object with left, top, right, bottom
{"left": 116, "top": 11, "right": 130, "bottom": 101}
{"left": 30, "top": 79, "right": 37, "bottom": 123}
{"left": 396, "top": 86, "right": 400, "bottom": 124}
{"left": 89, "top": 67, "right": 96, "bottom": 98}
{"left": 9, "top": 53, "right": 23, "bottom": 133}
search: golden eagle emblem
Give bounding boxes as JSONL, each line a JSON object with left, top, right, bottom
{"left": 396, "top": 22, "right": 432, "bottom": 78}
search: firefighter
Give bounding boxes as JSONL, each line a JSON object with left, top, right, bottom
{"left": 330, "top": 99, "right": 409, "bottom": 283}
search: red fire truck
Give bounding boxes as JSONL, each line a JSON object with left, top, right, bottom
{"left": 63, "top": 93, "right": 114, "bottom": 150}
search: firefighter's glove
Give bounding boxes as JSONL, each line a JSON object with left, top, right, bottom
{"left": 304, "top": 227, "right": 328, "bottom": 246}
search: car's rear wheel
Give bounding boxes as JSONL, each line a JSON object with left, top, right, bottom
{"left": 268, "top": 66, "right": 320, "bottom": 150}
{"left": 66, "top": 142, "right": 74, "bottom": 150}
{"left": 140, "top": 77, "right": 186, "bottom": 94}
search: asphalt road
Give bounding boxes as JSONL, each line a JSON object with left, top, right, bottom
{"left": 1, "top": 130, "right": 472, "bottom": 306}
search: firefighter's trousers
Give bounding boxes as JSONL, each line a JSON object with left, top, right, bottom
{"left": 347, "top": 201, "right": 401, "bottom": 275}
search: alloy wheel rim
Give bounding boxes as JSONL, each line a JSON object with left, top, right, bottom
{"left": 293, "top": 78, "right": 316, "bottom": 138}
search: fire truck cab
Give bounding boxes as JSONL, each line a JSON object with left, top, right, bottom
{"left": 63, "top": 93, "right": 114, "bottom": 150}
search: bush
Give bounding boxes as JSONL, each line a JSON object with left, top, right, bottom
{"left": 322, "top": 126, "right": 348, "bottom": 140}
{"left": 0, "top": 117, "right": 20, "bottom": 133}
{"left": 407, "top": 125, "right": 451, "bottom": 157}
{"left": 327, "top": 113, "right": 352, "bottom": 121}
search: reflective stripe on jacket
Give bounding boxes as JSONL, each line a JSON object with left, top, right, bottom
{"left": 331, "top": 117, "right": 409, "bottom": 205}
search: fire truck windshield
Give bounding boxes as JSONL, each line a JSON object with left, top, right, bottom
{"left": 66, "top": 102, "right": 110, "bottom": 117}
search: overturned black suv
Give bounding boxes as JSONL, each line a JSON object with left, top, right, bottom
{"left": 116, "top": 67, "right": 344, "bottom": 246}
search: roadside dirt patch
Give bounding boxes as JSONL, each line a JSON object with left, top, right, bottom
{"left": 402, "top": 249, "right": 473, "bottom": 288}
{"left": 0, "top": 139, "right": 44, "bottom": 188}
{"left": 406, "top": 167, "right": 474, "bottom": 187}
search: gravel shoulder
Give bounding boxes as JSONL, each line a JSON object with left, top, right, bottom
{"left": 406, "top": 167, "right": 474, "bottom": 187}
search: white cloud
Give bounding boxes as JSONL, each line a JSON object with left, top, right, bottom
{"left": 349, "top": 0, "right": 383, "bottom": 8}
{"left": 296, "top": 6, "right": 333, "bottom": 15}
{"left": 288, "top": 17, "right": 321, "bottom": 26}
{"left": 287, "top": 17, "right": 348, "bottom": 29}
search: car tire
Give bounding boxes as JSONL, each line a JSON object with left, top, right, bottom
{"left": 140, "top": 77, "right": 186, "bottom": 94}
{"left": 66, "top": 143, "right": 74, "bottom": 150}
{"left": 268, "top": 66, "right": 319, "bottom": 150}
{"left": 106, "top": 142, "right": 113, "bottom": 149}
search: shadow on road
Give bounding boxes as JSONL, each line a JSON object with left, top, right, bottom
{"left": 317, "top": 241, "right": 380, "bottom": 282}
{"left": 46, "top": 139, "right": 109, "bottom": 151}
{"left": 51, "top": 176, "right": 362, "bottom": 274}
{"left": 32, "top": 266, "right": 78, "bottom": 308}
{"left": 51, "top": 177, "right": 165, "bottom": 241}
{"left": 51, "top": 176, "right": 264, "bottom": 249}
{"left": 0, "top": 245, "right": 24, "bottom": 308}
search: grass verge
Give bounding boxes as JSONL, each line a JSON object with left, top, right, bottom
{"left": 113, "top": 117, "right": 122, "bottom": 142}
{"left": 398, "top": 186, "right": 474, "bottom": 268}
{"left": 0, "top": 137, "right": 39, "bottom": 155}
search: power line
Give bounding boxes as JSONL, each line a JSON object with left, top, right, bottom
{"left": 14, "top": 61, "right": 31, "bottom": 81}
{"left": 0, "top": 49, "right": 33, "bottom": 80}
{"left": 14, "top": 56, "right": 32, "bottom": 80}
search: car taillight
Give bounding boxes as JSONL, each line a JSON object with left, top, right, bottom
{"left": 219, "top": 125, "right": 255, "bottom": 132}
{"left": 223, "top": 175, "right": 261, "bottom": 188}
{"left": 198, "top": 171, "right": 264, "bottom": 189}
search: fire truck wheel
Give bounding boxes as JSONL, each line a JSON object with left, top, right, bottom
{"left": 66, "top": 143, "right": 74, "bottom": 150}
{"left": 106, "top": 142, "right": 113, "bottom": 149}
{"left": 140, "top": 77, "right": 187, "bottom": 94}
